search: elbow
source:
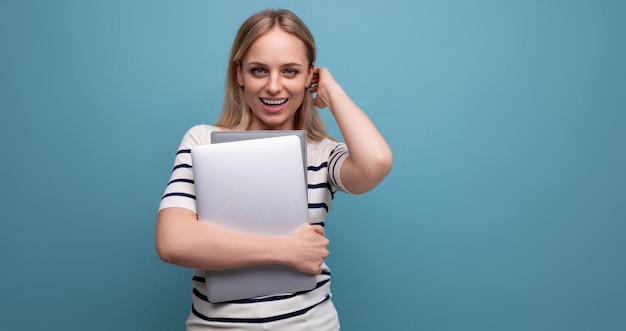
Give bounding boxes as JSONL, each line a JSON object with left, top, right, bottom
{"left": 155, "top": 208, "right": 197, "bottom": 266}
{"left": 377, "top": 149, "right": 394, "bottom": 178}
{"left": 156, "top": 237, "right": 191, "bottom": 267}
{"left": 155, "top": 221, "right": 185, "bottom": 266}
{"left": 369, "top": 148, "right": 393, "bottom": 182}
{"left": 348, "top": 150, "right": 393, "bottom": 194}
{"left": 156, "top": 236, "right": 179, "bottom": 265}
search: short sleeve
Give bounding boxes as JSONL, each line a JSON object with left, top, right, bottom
{"left": 158, "top": 125, "right": 219, "bottom": 213}
{"left": 327, "top": 142, "right": 352, "bottom": 194}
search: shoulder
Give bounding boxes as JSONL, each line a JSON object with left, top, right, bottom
{"left": 307, "top": 137, "right": 348, "bottom": 165}
{"left": 307, "top": 137, "right": 351, "bottom": 194}
{"left": 178, "top": 124, "right": 222, "bottom": 148}
{"left": 307, "top": 137, "right": 344, "bottom": 153}
{"left": 184, "top": 124, "right": 222, "bottom": 141}
{"left": 308, "top": 137, "right": 347, "bottom": 155}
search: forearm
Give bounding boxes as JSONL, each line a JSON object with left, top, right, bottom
{"left": 325, "top": 82, "right": 393, "bottom": 193}
{"left": 156, "top": 207, "right": 290, "bottom": 270}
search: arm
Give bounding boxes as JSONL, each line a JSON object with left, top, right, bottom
{"left": 311, "top": 67, "right": 393, "bottom": 194}
{"left": 156, "top": 207, "right": 329, "bottom": 274}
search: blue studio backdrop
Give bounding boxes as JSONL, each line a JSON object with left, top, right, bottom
{"left": 1, "top": 1, "right": 625, "bottom": 330}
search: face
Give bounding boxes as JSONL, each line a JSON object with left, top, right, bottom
{"left": 237, "top": 27, "right": 313, "bottom": 130}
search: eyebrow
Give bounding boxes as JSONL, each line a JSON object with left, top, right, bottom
{"left": 244, "top": 61, "right": 305, "bottom": 68}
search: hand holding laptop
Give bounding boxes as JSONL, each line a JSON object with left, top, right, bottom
{"left": 284, "top": 225, "right": 329, "bottom": 274}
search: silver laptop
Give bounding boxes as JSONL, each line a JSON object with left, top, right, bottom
{"left": 191, "top": 135, "right": 315, "bottom": 302}
{"left": 211, "top": 130, "right": 307, "bottom": 184}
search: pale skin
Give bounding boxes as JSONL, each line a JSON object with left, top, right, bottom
{"left": 156, "top": 27, "right": 392, "bottom": 275}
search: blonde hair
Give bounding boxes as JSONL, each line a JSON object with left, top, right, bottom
{"left": 215, "top": 9, "right": 329, "bottom": 141}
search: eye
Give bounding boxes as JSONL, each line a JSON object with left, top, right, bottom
{"left": 250, "top": 67, "right": 267, "bottom": 76}
{"left": 283, "top": 68, "right": 299, "bottom": 76}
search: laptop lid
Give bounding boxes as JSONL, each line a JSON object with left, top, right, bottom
{"left": 191, "top": 135, "right": 315, "bottom": 302}
{"left": 211, "top": 130, "right": 307, "bottom": 184}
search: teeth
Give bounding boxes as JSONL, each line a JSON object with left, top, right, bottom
{"left": 261, "top": 98, "right": 287, "bottom": 105}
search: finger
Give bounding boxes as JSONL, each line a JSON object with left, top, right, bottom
{"left": 311, "top": 225, "right": 325, "bottom": 235}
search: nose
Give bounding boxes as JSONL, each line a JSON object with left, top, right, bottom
{"left": 266, "top": 73, "right": 282, "bottom": 94}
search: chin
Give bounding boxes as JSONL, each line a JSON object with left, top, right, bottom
{"left": 262, "top": 117, "right": 295, "bottom": 130}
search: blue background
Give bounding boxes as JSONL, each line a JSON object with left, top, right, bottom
{"left": 1, "top": 1, "right": 625, "bottom": 330}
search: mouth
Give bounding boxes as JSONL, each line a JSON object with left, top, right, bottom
{"left": 260, "top": 98, "right": 288, "bottom": 106}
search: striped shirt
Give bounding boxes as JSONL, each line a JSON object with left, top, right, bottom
{"left": 159, "top": 124, "right": 350, "bottom": 330}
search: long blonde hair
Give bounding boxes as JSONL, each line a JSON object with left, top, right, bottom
{"left": 215, "top": 9, "right": 329, "bottom": 141}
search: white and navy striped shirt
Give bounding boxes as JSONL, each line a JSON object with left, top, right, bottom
{"left": 159, "top": 124, "right": 350, "bottom": 329}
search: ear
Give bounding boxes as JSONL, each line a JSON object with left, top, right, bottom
{"left": 236, "top": 61, "right": 244, "bottom": 87}
{"left": 305, "top": 62, "right": 315, "bottom": 87}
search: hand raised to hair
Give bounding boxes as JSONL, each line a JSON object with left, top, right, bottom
{"left": 309, "top": 67, "right": 340, "bottom": 110}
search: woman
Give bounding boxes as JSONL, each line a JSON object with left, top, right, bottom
{"left": 157, "top": 9, "right": 392, "bottom": 330}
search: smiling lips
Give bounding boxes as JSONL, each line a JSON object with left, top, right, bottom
{"left": 261, "top": 98, "right": 288, "bottom": 105}
{"left": 260, "top": 98, "right": 288, "bottom": 113}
